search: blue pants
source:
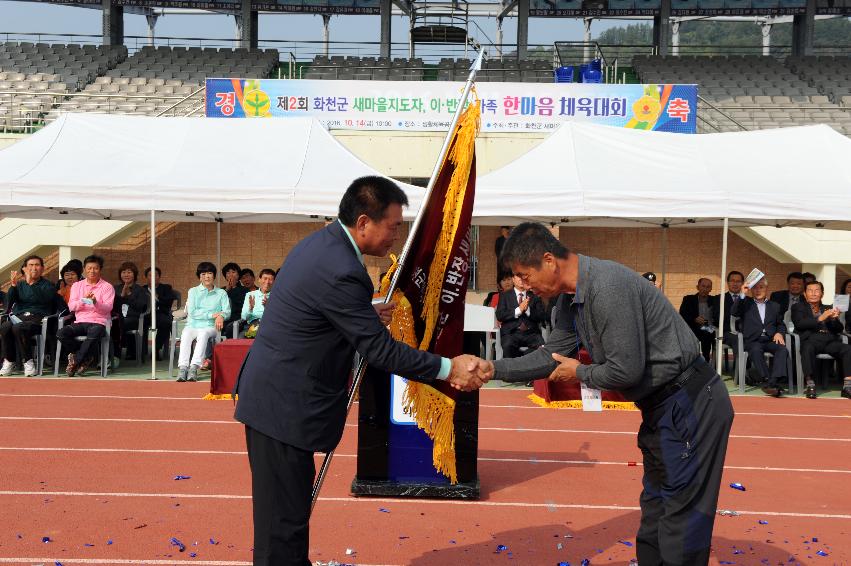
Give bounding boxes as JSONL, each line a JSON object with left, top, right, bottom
{"left": 636, "top": 370, "right": 734, "bottom": 565}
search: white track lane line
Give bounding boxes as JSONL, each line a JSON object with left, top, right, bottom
{"left": 1, "top": 490, "right": 848, "bottom": 520}
{"left": 2, "top": 417, "right": 849, "bottom": 443}
{"left": 0, "top": 560, "right": 399, "bottom": 566}
{"left": 2, "top": 393, "right": 849, "bottom": 419}
{"left": 2, "top": 447, "right": 849, "bottom": 475}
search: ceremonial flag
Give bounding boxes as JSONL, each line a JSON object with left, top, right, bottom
{"left": 378, "top": 97, "right": 480, "bottom": 483}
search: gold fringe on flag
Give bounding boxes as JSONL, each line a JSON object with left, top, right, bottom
{"left": 375, "top": 98, "right": 480, "bottom": 484}
{"left": 203, "top": 393, "right": 238, "bottom": 401}
{"left": 528, "top": 393, "right": 637, "bottom": 411}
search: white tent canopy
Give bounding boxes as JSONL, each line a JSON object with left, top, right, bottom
{"left": 473, "top": 121, "right": 851, "bottom": 228}
{"left": 0, "top": 113, "right": 424, "bottom": 222}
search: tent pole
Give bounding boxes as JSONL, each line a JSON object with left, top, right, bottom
{"left": 716, "top": 217, "right": 729, "bottom": 377}
{"left": 149, "top": 210, "right": 158, "bottom": 380}
{"left": 660, "top": 223, "right": 668, "bottom": 291}
{"left": 216, "top": 219, "right": 222, "bottom": 287}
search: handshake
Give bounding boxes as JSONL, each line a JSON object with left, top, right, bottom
{"left": 447, "top": 355, "right": 494, "bottom": 392}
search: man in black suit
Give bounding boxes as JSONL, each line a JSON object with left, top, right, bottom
{"left": 496, "top": 274, "right": 546, "bottom": 358}
{"left": 769, "top": 271, "right": 804, "bottom": 314}
{"left": 144, "top": 267, "right": 176, "bottom": 360}
{"left": 679, "top": 277, "right": 718, "bottom": 362}
{"left": 790, "top": 280, "right": 851, "bottom": 399}
{"left": 233, "top": 176, "right": 491, "bottom": 566}
{"left": 715, "top": 271, "right": 745, "bottom": 362}
{"left": 731, "top": 278, "right": 789, "bottom": 397}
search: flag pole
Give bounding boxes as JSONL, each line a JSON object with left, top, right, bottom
{"left": 311, "top": 48, "right": 485, "bottom": 514}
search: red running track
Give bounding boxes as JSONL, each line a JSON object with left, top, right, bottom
{"left": 0, "top": 377, "right": 849, "bottom": 565}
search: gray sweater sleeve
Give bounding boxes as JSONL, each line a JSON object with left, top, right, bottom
{"left": 492, "top": 317, "right": 579, "bottom": 383}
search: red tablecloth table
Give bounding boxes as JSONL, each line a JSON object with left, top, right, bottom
{"left": 210, "top": 339, "right": 253, "bottom": 396}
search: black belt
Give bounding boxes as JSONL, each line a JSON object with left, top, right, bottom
{"left": 636, "top": 357, "right": 714, "bottom": 411}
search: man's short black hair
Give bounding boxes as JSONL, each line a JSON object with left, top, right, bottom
{"left": 240, "top": 268, "right": 255, "bottom": 279}
{"left": 727, "top": 270, "right": 744, "bottom": 282}
{"left": 786, "top": 271, "right": 804, "bottom": 282}
{"left": 21, "top": 255, "right": 44, "bottom": 268}
{"left": 338, "top": 176, "right": 409, "bottom": 227}
{"left": 802, "top": 272, "right": 816, "bottom": 282}
{"left": 259, "top": 268, "right": 276, "bottom": 279}
{"left": 222, "top": 262, "right": 241, "bottom": 276}
{"left": 144, "top": 266, "right": 162, "bottom": 277}
{"left": 83, "top": 255, "right": 104, "bottom": 269}
{"left": 196, "top": 262, "right": 217, "bottom": 279}
{"left": 500, "top": 222, "right": 569, "bottom": 270}
{"left": 697, "top": 277, "right": 712, "bottom": 286}
{"left": 805, "top": 280, "right": 824, "bottom": 293}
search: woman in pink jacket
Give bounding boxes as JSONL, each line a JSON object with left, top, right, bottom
{"left": 59, "top": 255, "right": 115, "bottom": 377}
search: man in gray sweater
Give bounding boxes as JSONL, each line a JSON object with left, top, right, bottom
{"left": 486, "top": 222, "right": 734, "bottom": 566}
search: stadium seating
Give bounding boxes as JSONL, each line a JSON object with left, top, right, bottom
{"left": 54, "top": 46, "right": 279, "bottom": 118}
{"left": 303, "top": 55, "right": 553, "bottom": 83}
{"left": 633, "top": 54, "right": 851, "bottom": 135}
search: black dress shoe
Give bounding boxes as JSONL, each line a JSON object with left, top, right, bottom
{"left": 761, "top": 386, "right": 781, "bottom": 397}
{"left": 805, "top": 383, "right": 817, "bottom": 399}
{"left": 841, "top": 387, "right": 851, "bottom": 399}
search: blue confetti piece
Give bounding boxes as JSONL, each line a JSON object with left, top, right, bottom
{"left": 84, "top": 543, "right": 94, "bottom": 547}
{"left": 450, "top": 540, "right": 456, "bottom": 544}
{"left": 758, "top": 520, "right": 769, "bottom": 525}
{"left": 812, "top": 537, "right": 819, "bottom": 542}
{"left": 16, "top": 534, "right": 22, "bottom": 539}
{"left": 42, "top": 536, "right": 51, "bottom": 543}
{"left": 170, "top": 537, "right": 186, "bottom": 552}
{"left": 55, "top": 562, "right": 63, "bottom": 566}
{"left": 378, "top": 508, "right": 390, "bottom": 513}
{"left": 496, "top": 544, "right": 508, "bottom": 553}
{"left": 816, "top": 550, "right": 828, "bottom": 557}
{"left": 107, "top": 539, "right": 113, "bottom": 545}
{"left": 558, "top": 562, "right": 571, "bottom": 566}
{"left": 734, "top": 550, "right": 744, "bottom": 555}
{"left": 174, "top": 475, "right": 191, "bottom": 481}
{"left": 581, "top": 559, "right": 590, "bottom": 566}
{"left": 729, "top": 483, "right": 746, "bottom": 491}
{"left": 190, "top": 552, "right": 197, "bottom": 557}
{"left": 618, "top": 540, "right": 634, "bottom": 547}
{"left": 209, "top": 538, "right": 218, "bottom": 545}
{"left": 720, "top": 562, "right": 735, "bottom": 565}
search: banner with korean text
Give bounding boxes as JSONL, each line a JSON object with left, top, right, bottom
{"left": 206, "top": 79, "right": 698, "bottom": 133}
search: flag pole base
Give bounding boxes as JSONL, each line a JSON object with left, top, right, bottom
{"left": 350, "top": 477, "right": 480, "bottom": 500}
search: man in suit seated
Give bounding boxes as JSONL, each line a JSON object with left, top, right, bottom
{"left": 144, "top": 267, "right": 177, "bottom": 361}
{"left": 496, "top": 274, "right": 546, "bottom": 358}
{"left": 715, "top": 271, "right": 745, "bottom": 365}
{"left": 731, "top": 278, "right": 789, "bottom": 397}
{"left": 679, "top": 277, "right": 717, "bottom": 362}
{"left": 790, "top": 280, "right": 851, "bottom": 400}
{"left": 770, "top": 271, "right": 804, "bottom": 315}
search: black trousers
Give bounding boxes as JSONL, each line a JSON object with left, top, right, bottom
{"left": 58, "top": 322, "right": 105, "bottom": 363}
{"left": 636, "top": 366, "right": 734, "bottom": 566}
{"left": 146, "top": 312, "right": 173, "bottom": 352}
{"left": 694, "top": 329, "right": 713, "bottom": 363}
{"left": 501, "top": 329, "right": 545, "bottom": 359}
{"left": 800, "top": 333, "right": 851, "bottom": 380}
{"left": 0, "top": 319, "right": 41, "bottom": 363}
{"left": 245, "top": 426, "right": 314, "bottom": 566}
{"left": 744, "top": 336, "right": 788, "bottom": 388}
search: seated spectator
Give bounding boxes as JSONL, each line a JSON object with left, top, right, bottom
{"left": 240, "top": 268, "right": 258, "bottom": 292}
{"left": 57, "top": 262, "right": 82, "bottom": 305}
{"left": 641, "top": 271, "right": 661, "bottom": 289}
{"left": 0, "top": 289, "right": 5, "bottom": 312}
{"left": 177, "top": 262, "right": 230, "bottom": 382}
{"left": 716, "top": 270, "right": 745, "bottom": 367}
{"left": 483, "top": 274, "right": 514, "bottom": 310}
{"left": 732, "top": 278, "right": 789, "bottom": 397}
{"left": 791, "top": 280, "right": 851, "bottom": 400}
{"left": 841, "top": 278, "right": 851, "bottom": 297}
{"left": 0, "top": 255, "right": 57, "bottom": 377}
{"left": 770, "top": 271, "right": 804, "bottom": 314}
{"left": 679, "top": 277, "right": 717, "bottom": 363}
{"left": 59, "top": 255, "right": 115, "bottom": 377}
{"left": 144, "top": 267, "right": 177, "bottom": 361}
{"left": 496, "top": 275, "right": 546, "bottom": 358}
{"left": 221, "top": 261, "right": 248, "bottom": 344}
{"left": 802, "top": 272, "right": 816, "bottom": 285}
{"left": 241, "top": 268, "right": 275, "bottom": 336}
{"left": 112, "top": 261, "right": 150, "bottom": 360}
